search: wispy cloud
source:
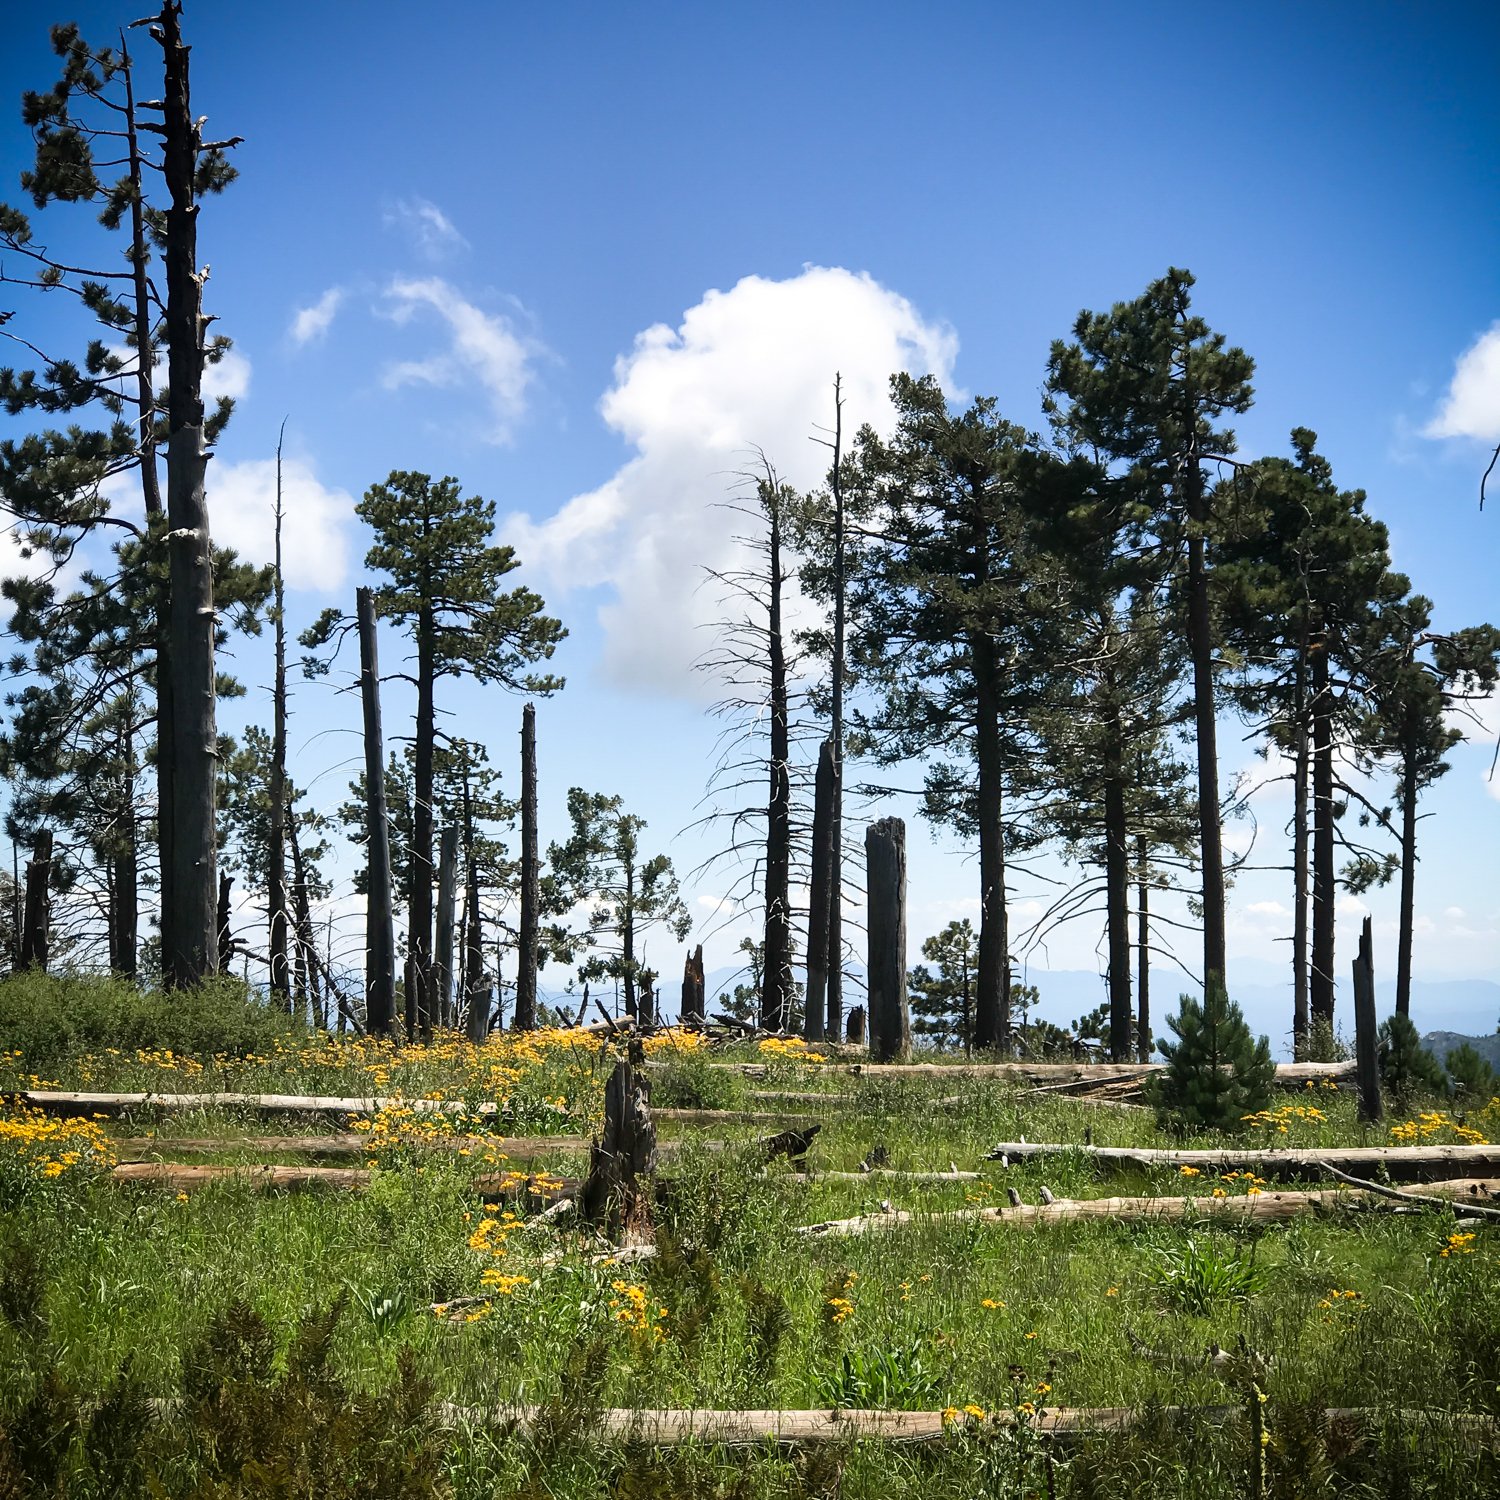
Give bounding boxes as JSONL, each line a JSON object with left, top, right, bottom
{"left": 381, "top": 276, "right": 541, "bottom": 443}
{"left": 383, "top": 196, "right": 469, "bottom": 261}
{"left": 1425, "top": 320, "right": 1500, "bottom": 442}
{"left": 288, "top": 287, "right": 344, "bottom": 346}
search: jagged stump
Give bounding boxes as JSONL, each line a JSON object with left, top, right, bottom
{"left": 578, "top": 1043, "right": 658, "bottom": 1241}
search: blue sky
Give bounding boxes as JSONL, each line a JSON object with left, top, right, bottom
{"left": 2, "top": 1, "right": 1497, "bottom": 1037}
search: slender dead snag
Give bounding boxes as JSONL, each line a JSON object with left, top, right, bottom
{"left": 357, "top": 587, "right": 396, "bottom": 1034}
{"left": 515, "top": 702, "right": 539, "bottom": 1031}
{"left": 267, "top": 420, "right": 290, "bottom": 1010}
{"left": 20, "top": 830, "right": 53, "bottom": 971}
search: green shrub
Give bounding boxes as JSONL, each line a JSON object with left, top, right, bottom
{"left": 1144, "top": 982, "right": 1275, "bottom": 1133}
{"left": 1377, "top": 1012, "right": 1448, "bottom": 1109}
{"left": 0, "top": 972, "right": 303, "bottom": 1071}
{"left": 1148, "top": 1235, "right": 1267, "bottom": 1314}
{"left": 1444, "top": 1042, "right": 1497, "bottom": 1105}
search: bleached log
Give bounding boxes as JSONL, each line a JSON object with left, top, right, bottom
{"left": 108, "top": 1160, "right": 580, "bottom": 1200}
{"left": 796, "top": 1179, "right": 1500, "bottom": 1238}
{"left": 986, "top": 1141, "right": 1500, "bottom": 1184}
{"left": 112, "top": 1132, "right": 593, "bottom": 1161}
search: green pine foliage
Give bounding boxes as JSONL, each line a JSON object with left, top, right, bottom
{"left": 1144, "top": 982, "right": 1275, "bottom": 1133}
{"left": 1377, "top": 1012, "right": 1448, "bottom": 1108}
{"left": 1443, "top": 1042, "right": 1496, "bottom": 1105}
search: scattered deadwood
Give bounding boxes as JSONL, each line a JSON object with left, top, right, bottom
{"left": 985, "top": 1142, "right": 1500, "bottom": 1184}
{"left": 577, "top": 1050, "right": 656, "bottom": 1239}
{"left": 747, "top": 1090, "right": 860, "bottom": 1106}
{"left": 426, "top": 1403, "right": 1499, "bottom": 1448}
{"left": 111, "top": 1133, "right": 593, "bottom": 1162}
{"left": 761, "top": 1124, "right": 822, "bottom": 1164}
{"left": 1316, "top": 1162, "right": 1500, "bottom": 1221}
{"left": 17, "top": 1090, "right": 508, "bottom": 1120}
{"left": 685, "top": 1060, "right": 1355, "bottom": 1090}
{"left": 790, "top": 1168, "right": 981, "bottom": 1183}
{"left": 796, "top": 1179, "right": 1500, "bottom": 1238}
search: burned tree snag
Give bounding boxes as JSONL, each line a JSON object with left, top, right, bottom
{"left": 463, "top": 857, "right": 490, "bottom": 1044}
{"left": 578, "top": 1044, "right": 657, "bottom": 1241}
{"left": 804, "top": 738, "right": 835, "bottom": 1041}
{"left": 267, "top": 425, "right": 290, "bottom": 1011}
{"left": 680, "top": 944, "right": 706, "bottom": 1028}
{"left": 1353, "top": 916, "right": 1382, "bottom": 1124}
{"left": 435, "top": 825, "right": 459, "bottom": 1029}
{"left": 865, "top": 818, "right": 910, "bottom": 1062}
{"left": 20, "top": 830, "right": 53, "bottom": 971}
{"left": 357, "top": 587, "right": 397, "bottom": 1035}
{"left": 515, "top": 702, "right": 540, "bottom": 1032}
{"left": 217, "top": 873, "right": 234, "bottom": 964}
{"left": 846, "top": 1006, "right": 867, "bottom": 1046}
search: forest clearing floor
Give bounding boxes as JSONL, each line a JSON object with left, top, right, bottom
{"left": 3, "top": 1003, "right": 1499, "bottom": 1497}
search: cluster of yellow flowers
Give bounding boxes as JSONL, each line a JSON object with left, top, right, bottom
{"left": 823, "top": 1269, "right": 857, "bottom": 1326}
{"left": 1242, "top": 1103, "right": 1329, "bottom": 1134}
{"left": 1439, "top": 1231, "right": 1477, "bottom": 1259}
{"left": 610, "top": 1279, "right": 669, "bottom": 1341}
{"left": 757, "top": 1037, "right": 826, "bottom": 1064}
{"left": 1389, "top": 1111, "right": 1489, "bottom": 1146}
{"left": 640, "top": 1027, "right": 711, "bottom": 1058}
{"left": 467, "top": 1204, "right": 524, "bottom": 1260}
{"left": 350, "top": 1102, "right": 510, "bottom": 1169}
{"left": 0, "top": 1104, "right": 116, "bottom": 1186}
{"left": 1178, "top": 1165, "right": 1266, "bottom": 1196}
{"left": 940, "top": 1403, "right": 990, "bottom": 1426}
{"left": 1317, "top": 1287, "right": 1365, "bottom": 1326}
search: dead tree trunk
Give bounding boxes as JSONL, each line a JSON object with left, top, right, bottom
{"left": 154, "top": 0, "right": 222, "bottom": 987}
{"left": 845, "top": 1006, "right": 866, "bottom": 1046}
{"left": 357, "top": 587, "right": 396, "bottom": 1035}
{"left": 435, "top": 825, "right": 459, "bottom": 1030}
{"left": 865, "top": 817, "right": 910, "bottom": 1062}
{"left": 680, "top": 944, "right": 705, "bottom": 1027}
{"left": 1310, "top": 629, "right": 1336, "bottom": 1031}
{"left": 760, "top": 477, "right": 793, "bottom": 1032}
{"left": 20, "top": 830, "right": 53, "bottom": 971}
{"left": 463, "top": 854, "right": 490, "bottom": 1043}
{"left": 515, "top": 702, "right": 539, "bottom": 1031}
{"left": 267, "top": 424, "right": 290, "bottom": 1011}
{"left": 826, "top": 375, "right": 846, "bottom": 1044}
{"left": 577, "top": 1045, "right": 657, "bottom": 1242}
{"left": 216, "top": 873, "right": 234, "bottom": 965}
{"left": 1135, "top": 832, "right": 1151, "bottom": 1063}
{"left": 804, "top": 738, "right": 835, "bottom": 1041}
{"left": 289, "top": 815, "right": 318, "bottom": 1026}
{"left": 1353, "top": 915, "right": 1382, "bottom": 1123}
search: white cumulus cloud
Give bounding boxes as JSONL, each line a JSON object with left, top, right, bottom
{"left": 208, "top": 455, "right": 354, "bottom": 593}
{"left": 1425, "top": 321, "right": 1500, "bottom": 441}
{"left": 289, "top": 287, "right": 344, "bottom": 346}
{"left": 504, "top": 266, "right": 958, "bottom": 693}
{"left": 204, "top": 346, "right": 252, "bottom": 404}
{"left": 383, "top": 196, "right": 469, "bottom": 260}
{"left": 381, "top": 277, "right": 540, "bottom": 444}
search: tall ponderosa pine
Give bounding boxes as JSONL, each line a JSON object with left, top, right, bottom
{"left": 305, "top": 471, "right": 562, "bottom": 1036}
{"left": 846, "top": 374, "right": 1066, "bottom": 1052}
{"left": 1046, "top": 269, "right": 1254, "bottom": 1003}
{"left": 0, "top": 9, "right": 242, "bottom": 982}
{"left": 1215, "top": 430, "right": 1400, "bottom": 1048}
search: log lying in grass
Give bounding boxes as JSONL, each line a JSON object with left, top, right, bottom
{"left": 691, "top": 1060, "right": 1355, "bottom": 1090}
{"left": 985, "top": 1142, "right": 1500, "bottom": 1184}
{"left": 429, "top": 1402, "right": 1498, "bottom": 1448}
{"left": 789, "top": 1168, "right": 982, "bottom": 1183}
{"left": 109, "top": 1160, "right": 581, "bottom": 1201}
{"left": 17, "top": 1090, "right": 508, "bottom": 1119}
{"left": 796, "top": 1179, "right": 1500, "bottom": 1238}
{"left": 111, "top": 1133, "right": 595, "bottom": 1162}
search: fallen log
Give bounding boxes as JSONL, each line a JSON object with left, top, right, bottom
{"left": 109, "top": 1160, "right": 581, "bottom": 1201}
{"left": 428, "top": 1402, "right": 1499, "bottom": 1448}
{"left": 112, "top": 1133, "right": 593, "bottom": 1162}
{"left": 17, "top": 1090, "right": 505, "bottom": 1119}
{"left": 688, "top": 1061, "right": 1355, "bottom": 1089}
{"left": 790, "top": 1168, "right": 981, "bottom": 1183}
{"left": 796, "top": 1179, "right": 1500, "bottom": 1238}
{"left": 985, "top": 1142, "right": 1500, "bottom": 1184}
{"left": 1316, "top": 1162, "right": 1500, "bottom": 1221}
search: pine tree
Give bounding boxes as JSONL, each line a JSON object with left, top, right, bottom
{"left": 1046, "top": 270, "right": 1255, "bottom": 1003}
{"left": 1377, "top": 1013, "right": 1447, "bottom": 1109}
{"left": 907, "top": 919, "right": 979, "bottom": 1053}
{"left": 540, "top": 789, "right": 690, "bottom": 1022}
{"left": 1145, "top": 982, "right": 1275, "bottom": 1133}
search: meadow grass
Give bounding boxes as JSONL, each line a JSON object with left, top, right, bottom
{"left": 2, "top": 974, "right": 1497, "bottom": 1496}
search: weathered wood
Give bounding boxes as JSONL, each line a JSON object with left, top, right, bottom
{"left": 109, "top": 1160, "right": 580, "bottom": 1201}
{"left": 577, "top": 1049, "right": 657, "bottom": 1239}
{"left": 19, "top": 1090, "right": 503, "bottom": 1119}
{"left": 680, "top": 943, "right": 706, "bottom": 1028}
{"left": 430, "top": 1402, "right": 1500, "bottom": 1448}
{"left": 791, "top": 1168, "right": 981, "bottom": 1183}
{"left": 865, "top": 817, "right": 910, "bottom": 1062}
{"left": 1317, "top": 1162, "right": 1500, "bottom": 1220}
{"left": 798, "top": 1179, "right": 1500, "bottom": 1238}
{"left": 692, "top": 1060, "right": 1355, "bottom": 1087}
{"left": 514, "top": 702, "right": 539, "bottom": 1031}
{"left": 112, "top": 1133, "right": 593, "bottom": 1162}
{"left": 19, "top": 828, "right": 52, "bottom": 971}
{"left": 357, "top": 586, "right": 397, "bottom": 1034}
{"left": 846, "top": 1005, "right": 867, "bottom": 1046}
{"left": 986, "top": 1141, "right": 1500, "bottom": 1184}
{"left": 267, "top": 431, "right": 291, "bottom": 1011}
{"left": 1353, "top": 915, "right": 1383, "bottom": 1123}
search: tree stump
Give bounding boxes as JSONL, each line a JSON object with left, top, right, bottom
{"left": 680, "top": 944, "right": 706, "bottom": 1027}
{"left": 846, "top": 1006, "right": 867, "bottom": 1046}
{"left": 578, "top": 1043, "right": 657, "bottom": 1241}
{"left": 20, "top": 829, "right": 52, "bottom": 971}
